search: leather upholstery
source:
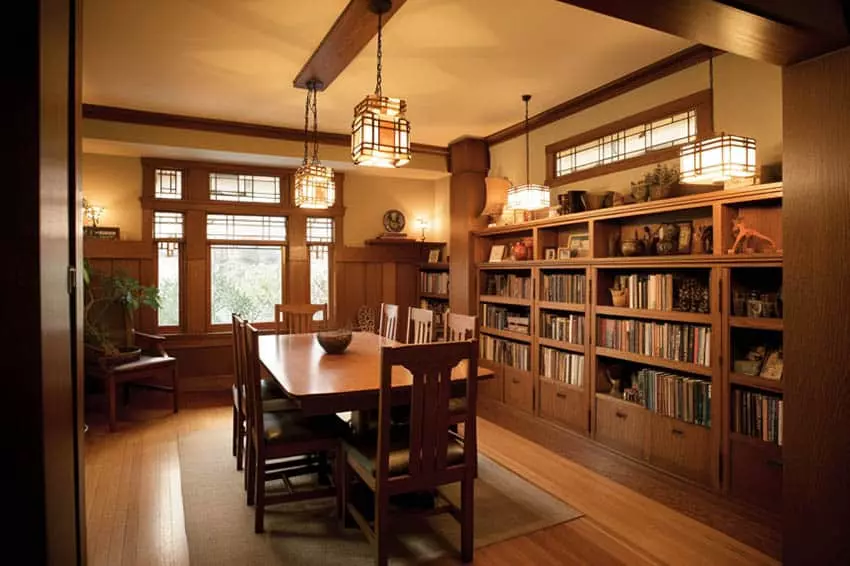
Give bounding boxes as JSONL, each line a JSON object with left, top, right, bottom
{"left": 344, "top": 427, "right": 465, "bottom": 477}
{"left": 263, "top": 412, "right": 347, "bottom": 444}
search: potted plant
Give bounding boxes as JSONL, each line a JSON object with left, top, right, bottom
{"left": 83, "top": 260, "right": 161, "bottom": 364}
{"left": 630, "top": 163, "right": 680, "bottom": 202}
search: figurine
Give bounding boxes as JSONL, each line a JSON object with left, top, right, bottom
{"left": 728, "top": 217, "right": 778, "bottom": 254}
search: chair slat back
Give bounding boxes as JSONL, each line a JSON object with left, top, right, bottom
{"left": 378, "top": 303, "right": 399, "bottom": 341}
{"left": 275, "top": 303, "right": 328, "bottom": 334}
{"left": 231, "top": 313, "right": 247, "bottom": 407}
{"left": 445, "top": 313, "right": 477, "bottom": 342}
{"left": 243, "top": 323, "right": 265, "bottom": 456}
{"left": 377, "top": 340, "right": 478, "bottom": 487}
{"left": 406, "top": 306, "right": 435, "bottom": 345}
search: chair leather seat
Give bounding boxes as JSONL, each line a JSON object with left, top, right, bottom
{"left": 344, "top": 428, "right": 465, "bottom": 477}
{"left": 263, "top": 412, "right": 347, "bottom": 444}
{"left": 234, "top": 381, "right": 297, "bottom": 413}
{"left": 448, "top": 397, "right": 466, "bottom": 415}
{"left": 111, "top": 354, "right": 175, "bottom": 373}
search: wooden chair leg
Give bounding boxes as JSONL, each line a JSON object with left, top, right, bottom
{"left": 254, "top": 456, "right": 265, "bottom": 533}
{"left": 246, "top": 437, "right": 256, "bottom": 506}
{"left": 236, "top": 416, "right": 245, "bottom": 472}
{"left": 231, "top": 405, "right": 238, "bottom": 458}
{"left": 460, "top": 476, "right": 474, "bottom": 563}
{"left": 335, "top": 445, "right": 344, "bottom": 520}
{"left": 171, "top": 366, "right": 179, "bottom": 414}
{"left": 340, "top": 457, "right": 354, "bottom": 528}
{"left": 374, "top": 490, "right": 390, "bottom": 566}
{"left": 107, "top": 375, "right": 117, "bottom": 433}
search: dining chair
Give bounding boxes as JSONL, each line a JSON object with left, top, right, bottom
{"left": 243, "top": 322, "right": 347, "bottom": 534}
{"left": 406, "top": 306, "right": 435, "bottom": 344}
{"left": 377, "top": 303, "right": 399, "bottom": 341}
{"left": 274, "top": 303, "right": 328, "bottom": 334}
{"left": 340, "top": 340, "right": 479, "bottom": 565}
{"left": 445, "top": 312, "right": 477, "bottom": 342}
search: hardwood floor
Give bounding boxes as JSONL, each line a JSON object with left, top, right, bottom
{"left": 84, "top": 392, "right": 779, "bottom": 565}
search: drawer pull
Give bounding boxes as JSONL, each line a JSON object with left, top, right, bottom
{"left": 671, "top": 428, "right": 685, "bottom": 436}
{"left": 615, "top": 411, "right": 627, "bottom": 419}
{"left": 767, "top": 458, "right": 784, "bottom": 468}
{"left": 556, "top": 392, "right": 567, "bottom": 398}
{"left": 512, "top": 378, "right": 521, "bottom": 384}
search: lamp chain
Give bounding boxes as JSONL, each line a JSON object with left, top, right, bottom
{"left": 709, "top": 56, "right": 715, "bottom": 134}
{"left": 311, "top": 87, "right": 320, "bottom": 164}
{"left": 524, "top": 95, "right": 530, "bottom": 186}
{"left": 375, "top": 12, "right": 383, "bottom": 97}
{"left": 302, "top": 85, "right": 310, "bottom": 166}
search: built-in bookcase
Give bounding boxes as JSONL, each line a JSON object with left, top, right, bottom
{"left": 474, "top": 183, "right": 783, "bottom": 509}
{"left": 418, "top": 242, "right": 449, "bottom": 340}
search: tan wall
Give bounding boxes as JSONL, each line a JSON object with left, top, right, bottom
{"left": 81, "top": 153, "right": 143, "bottom": 240}
{"left": 489, "top": 53, "right": 783, "bottom": 199}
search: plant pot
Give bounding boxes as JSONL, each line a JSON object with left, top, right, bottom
{"left": 620, "top": 239, "right": 643, "bottom": 257}
{"left": 649, "top": 181, "right": 677, "bottom": 201}
{"left": 610, "top": 288, "right": 629, "bottom": 307}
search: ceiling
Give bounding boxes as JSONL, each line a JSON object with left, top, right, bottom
{"left": 82, "top": 0, "right": 692, "bottom": 147}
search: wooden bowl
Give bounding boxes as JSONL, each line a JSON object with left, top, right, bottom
{"left": 316, "top": 329, "right": 353, "bottom": 355}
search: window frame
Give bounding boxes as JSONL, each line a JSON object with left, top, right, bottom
{"left": 544, "top": 90, "right": 713, "bottom": 187}
{"left": 152, "top": 210, "right": 186, "bottom": 333}
{"left": 306, "top": 217, "right": 337, "bottom": 324}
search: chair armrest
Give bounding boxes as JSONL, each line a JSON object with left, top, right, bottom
{"left": 133, "top": 330, "right": 168, "bottom": 357}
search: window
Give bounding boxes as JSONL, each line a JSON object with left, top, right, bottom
{"left": 546, "top": 91, "right": 711, "bottom": 186}
{"left": 155, "top": 169, "right": 182, "bottom": 199}
{"left": 307, "top": 218, "right": 335, "bottom": 320}
{"left": 210, "top": 245, "right": 283, "bottom": 324}
{"left": 209, "top": 173, "right": 280, "bottom": 204}
{"left": 153, "top": 211, "right": 184, "bottom": 327}
{"left": 207, "top": 214, "right": 287, "bottom": 241}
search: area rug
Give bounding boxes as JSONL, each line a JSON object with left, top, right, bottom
{"left": 178, "top": 427, "right": 582, "bottom": 565}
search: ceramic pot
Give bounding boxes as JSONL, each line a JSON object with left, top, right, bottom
{"left": 620, "top": 239, "right": 643, "bottom": 257}
{"left": 610, "top": 288, "right": 629, "bottom": 307}
{"left": 512, "top": 241, "right": 528, "bottom": 261}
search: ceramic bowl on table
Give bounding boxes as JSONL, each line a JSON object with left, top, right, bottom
{"left": 316, "top": 329, "right": 353, "bottom": 355}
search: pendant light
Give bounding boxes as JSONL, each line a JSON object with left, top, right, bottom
{"left": 294, "top": 80, "right": 336, "bottom": 208}
{"left": 507, "top": 94, "right": 550, "bottom": 211}
{"left": 679, "top": 57, "right": 756, "bottom": 185}
{"left": 351, "top": 0, "right": 411, "bottom": 168}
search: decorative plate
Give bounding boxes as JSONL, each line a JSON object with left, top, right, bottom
{"left": 382, "top": 209, "right": 406, "bottom": 233}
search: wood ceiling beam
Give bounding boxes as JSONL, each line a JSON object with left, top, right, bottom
{"left": 293, "top": 0, "right": 408, "bottom": 91}
{"left": 553, "top": 0, "right": 850, "bottom": 66}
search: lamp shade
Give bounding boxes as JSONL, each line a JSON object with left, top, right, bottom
{"left": 679, "top": 134, "right": 756, "bottom": 185}
{"left": 294, "top": 163, "right": 336, "bottom": 209}
{"left": 507, "top": 183, "right": 550, "bottom": 211}
{"left": 351, "top": 94, "right": 411, "bottom": 168}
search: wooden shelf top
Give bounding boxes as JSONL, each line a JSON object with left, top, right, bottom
{"left": 729, "top": 372, "right": 783, "bottom": 393}
{"left": 596, "top": 306, "right": 712, "bottom": 325}
{"left": 538, "top": 337, "right": 585, "bottom": 353}
{"left": 595, "top": 347, "right": 713, "bottom": 376}
{"left": 480, "top": 295, "right": 532, "bottom": 307}
{"left": 419, "top": 292, "right": 449, "bottom": 301}
{"left": 478, "top": 261, "right": 536, "bottom": 270}
{"left": 729, "top": 431, "right": 783, "bottom": 452}
{"left": 480, "top": 327, "right": 532, "bottom": 343}
{"left": 538, "top": 301, "right": 586, "bottom": 313}
{"left": 539, "top": 376, "right": 584, "bottom": 391}
{"left": 729, "top": 316, "right": 783, "bottom": 331}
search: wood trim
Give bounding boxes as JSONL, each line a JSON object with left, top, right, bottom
{"left": 82, "top": 104, "right": 449, "bottom": 157}
{"left": 485, "top": 46, "right": 719, "bottom": 145}
{"left": 545, "top": 90, "right": 713, "bottom": 187}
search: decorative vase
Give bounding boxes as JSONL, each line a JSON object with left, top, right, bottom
{"left": 610, "top": 287, "right": 629, "bottom": 307}
{"left": 522, "top": 237, "right": 535, "bottom": 260}
{"left": 649, "top": 181, "right": 677, "bottom": 201}
{"left": 630, "top": 182, "right": 649, "bottom": 203}
{"left": 511, "top": 241, "right": 528, "bottom": 261}
{"left": 620, "top": 239, "right": 643, "bottom": 257}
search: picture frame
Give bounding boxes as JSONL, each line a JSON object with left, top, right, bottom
{"left": 557, "top": 247, "right": 572, "bottom": 260}
{"left": 760, "top": 349, "right": 783, "bottom": 380}
{"left": 489, "top": 244, "right": 506, "bottom": 263}
{"left": 566, "top": 233, "right": 590, "bottom": 258}
{"left": 427, "top": 249, "right": 441, "bottom": 263}
{"left": 677, "top": 221, "right": 693, "bottom": 254}
{"left": 84, "top": 226, "right": 120, "bottom": 240}
{"left": 544, "top": 248, "right": 557, "bottom": 260}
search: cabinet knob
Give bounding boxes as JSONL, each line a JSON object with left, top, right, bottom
{"left": 672, "top": 428, "right": 685, "bottom": 436}
{"left": 512, "top": 378, "right": 521, "bottom": 384}
{"left": 556, "top": 391, "right": 567, "bottom": 398}
{"left": 615, "top": 411, "right": 627, "bottom": 419}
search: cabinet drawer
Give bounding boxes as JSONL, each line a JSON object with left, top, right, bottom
{"left": 730, "top": 434, "right": 782, "bottom": 514}
{"left": 504, "top": 366, "right": 533, "bottom": 413}
{"left": 649, "top": 415, "right": 712, "bottom": 486}
{"left": 539, "top": 379, "right": 587, "bottom": 433}
{"left": 595, "top": 395, "right": 648, "bottom": 459}
{"left": 478, "top": 359, "right": 504, "bottom": 403}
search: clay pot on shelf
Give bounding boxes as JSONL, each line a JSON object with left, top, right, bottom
{"left": 620, "top": 239, "right": 643, "bottom": 257}
{"left": 610, "top": 286, "right": 629, "bottom": 307}
{"left": 511, "top": 241, "right": 528, "bottom": 261}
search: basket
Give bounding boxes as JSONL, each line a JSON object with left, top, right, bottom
{"left": 316, "top": 329, "right": 353, "bottom": 355}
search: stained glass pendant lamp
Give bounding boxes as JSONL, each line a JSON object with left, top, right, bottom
{"left": 507, "top": 94, "right": 550, "bottom": 211}
{"left": 294, "top": 80, "right": 336, "bottom": 208}
{"left": 679, "top": 57, "right": 757, "bottom": 185}
{"left": 351, "top": 0, "right": 411, "bottom": 168}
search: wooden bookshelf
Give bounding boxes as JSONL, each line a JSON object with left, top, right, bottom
{"left": 419, "top": 292, "right": 449, "bottom": 301}
{"left": 539, "top": 376, "right": 584, "bottom": 391}
{"left": 474, "top": 183, "right": 783, "bottom": 503}
{"left": 417, "top": 242, "right": 449, "bottom": 340}
{"left": 479, "top": 295, "right": 532, "bottom": 307}
{"left": 419, "top": 262, "right": 449, "bottom": 270}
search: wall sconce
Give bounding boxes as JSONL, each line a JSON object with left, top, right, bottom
{"left": 416, "top": 218, "right": 429, "bottom": 241}
{"left": 82, "top": 198, "right": 105, "bottom": 227}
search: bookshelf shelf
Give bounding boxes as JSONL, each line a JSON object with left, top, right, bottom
{"left": 538, "top": 301, "right": 585, "bottom": 313}
{"left": 479, "top": 295, "right": 532, "bottom": 307}
{"left": 729, "top": 431, "right": 783, "bottom": 450}
{"left": 595, "top": 347, "right": 713, "bottom": 376}
{"left": 540, "top": 376, "right": 584, "bottom": 391}
{"left": 730, "top": 372, "right": 783, "bottom": 393}
{"left": 595, "top": 306, "right": 711, "bottom": 324}
{"left": 729, "top": 316, "right": 783, "bottom": 331}
{"left": 419, "top": 262, "right": 449, "bottom": 270}
{"left": 538, "top": 337, "right": 584, "bottom": 353}
{"left": 417, "top": 242, "right": 449, "bottom": 341}
{"left": 419, "top": 292, "right": 449, "bottom": 301}
{"left": 478, "top": 262, "right": 535, "bottom": 270}
{"left": 480, "top": 327, "right": 532, "bottom": 343}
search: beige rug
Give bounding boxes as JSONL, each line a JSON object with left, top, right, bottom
{"left": 178, "top": 427, "right": 582, "bottom": 565}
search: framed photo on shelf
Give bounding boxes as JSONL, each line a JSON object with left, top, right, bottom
{"left": 677, "top": 221, "right": 693, "bottom": 254}
{"left": 84, "top": 226, "right": 120, "bottom": 240}
{"left": 489, "top": 244, "right": 506, "bottom": 263}
{"left": 427, "top": 249, "right": 441, "bottom": 263}
{"left": 566, "top": 233, "right": 590, "bottom": 258}
{"left": 544, "top": 247, "right": 557, "bottom": 260}
{"left": 760, "top": 349, "right": 783, "bottom": 380}
{"left": 557, "top": 247, "right": 572, "bottom": 260}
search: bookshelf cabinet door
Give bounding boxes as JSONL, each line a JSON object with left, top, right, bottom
{"left": 504, "top": 366, "right": 534, "bottom": 413}
{"left": 649, "top": 415, "right": 712, "bottom": 486}
{"left": 595, "top": 396, "right": 648, "bottom": 460}
{"left": 478, "top": 359, "right": 504, "bottom": 403}
{"left": 540, "top": 380, "right": 587, "bottom": 433}
{"left": 729, "top": 436, "right": 782, "bottom": 513}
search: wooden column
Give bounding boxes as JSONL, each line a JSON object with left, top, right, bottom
{"left": 783, "top": 45, "right": 850, "bottom": 565}
{"left": 448, "top": 138, "right": 489, "bottom": 315}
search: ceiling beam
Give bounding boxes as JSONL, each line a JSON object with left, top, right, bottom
{"left": 486, "top": 45, "right": 720, "bottom": 146}
{"left": 293, "top": 0, "right": 408, "bottom": 91}
{"left": 553, "top": 0, "right": 849, "bottom": 66}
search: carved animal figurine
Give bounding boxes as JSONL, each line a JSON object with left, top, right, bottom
{"left": 728, "top": 217, "right": 778, "bottom": 254}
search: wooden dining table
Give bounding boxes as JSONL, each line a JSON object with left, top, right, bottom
{"left": 257, "top": 331, "right": 494, "bottom": 416}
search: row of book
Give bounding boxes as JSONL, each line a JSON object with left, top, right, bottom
{"left": 540, "top": 313, "right": 585, "bottom": 345}
{"left": 484, "top": 274, "right": 532, "bottom": 299}
{"left": 420, "top": 272, "right": 449, "bottom": 295}
{"left": 481, "top": 304, "right": 530, "bottom": 334}
{"left": 481, "top": 334, "right": 530, "bottom": 371}
{"left": 540, "top": 348, "right": 584, "bottom": 386}
{"left": 542, "top": 273, "right": 586, "bottom": 304}
{"left": 597, "top": 318, "right": 712, "bottom": 367}
{"left": 419, "top": 299, "right": 448, "bottom": 339}
{"left": 612, "top": 273, "right": 679, "bottom": 311}
{"left": 732, "top": 388, "right": 783, "bottom": 445}
{"left": 630, "top": 368, "right": 711, "bottom": 427}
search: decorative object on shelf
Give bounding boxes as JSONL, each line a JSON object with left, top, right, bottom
{"left": 734, "top": 345, "right": 766, "bottom": 376}
{"left": 656, "top": 223, "right": 680, "bottom": 255}
{"left": 82, "top": 198, "right": 105, "bottom": 227}
{"left": 584, "top": 192, "right": 608, "bottom": 210}
{"left": 556, "top": 190, "right": 587, "bottom": 215}
{"left": 760, "top": 348, "right": 783, "bottom": 380}
{"left": 544, "top": 248, "right": 556, "bottom": 260}
{"left": 510, "top": 240, "right": 529, "bottom": 261}
{"left": 609, "top": 283, "right": 629, "bottom": 307}
{"left": 746, "top": 290, "right": 765, "bottom": 317}
{"left": 489, "top": 244, "right": 506, "bottom": 262}
{"left": 566, "top": 233, "right": 590, "bottom": 258}
{"left": 83, "top": 226, "right": 120, "bottom": 240}
{"left": 643, "top": 226, "right": 657, "bottom": 256}
{"left": 507, "top": 94, "right": 550, "bottom": 211}
{"left": 604, "top": 364, "right": 626, "bottom": 396}
{"left": 522, "top": 236, "right": 535, "bottom": 259}
{"left": 733, "top": 287, "right": 748, "bottom": 316}
{"left": 294, "top": 80, "right": 336, "bottom": 208}
{"left": 611, "top": 192, "right": 626, "bottom": 207}
{"left": 382, "top": 209, "right": 406, "bottom": 233}
{"left": 482, "top": 176, "right": 511, "bottom": 226}
{"left": 676, "top": 222, "right": 693, "bottom": 254}
{"left": 316, "top": 328, "right": 353, "bottom": 355}
{"left": 630, "top": 179, "right": 649, "bottom": 203}
{"left": 693, "top": 224, "right": 712, "bottom": 254}
{"left": 607, "top": 231, "right": 621, "bottom": 257}
{"left": 548, "top": 206, "right": 560, "bottom": 218}
{"left": 620, "top": 232, "right": 644, "bottom": 257}
{"left": 416, "top": 218, "right": 429, "bottom": 241}
{"left": 351, "top": 0, "right": 411, "bottom": 168}
{"left": 728, "top": 216, "right": 779, "bottom": 254}
{"left": 676, "top": 277, "right": 710, "bottom": 313}
{"left": 427, "top": 248, "right": 441, "bottom": 263}
{"left": 759, "top": 292, "right": 779, "bottom": 318}
{"left": 557, "top": 247, "right": 572, "bottom": 260}
{"left": 679, "top": 57, "right": 756, "bottom": 185}
{"left": 631, "top": 163, "right": 679, "bottom": 203}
